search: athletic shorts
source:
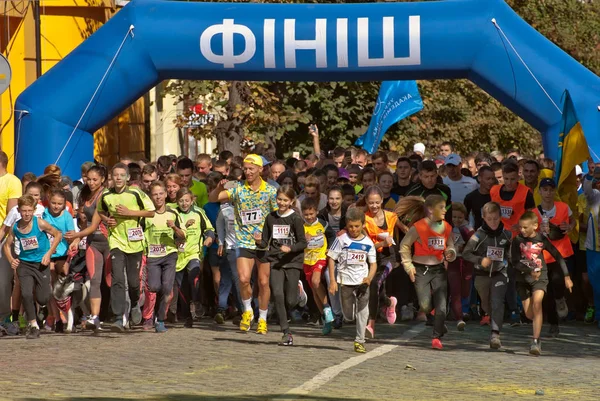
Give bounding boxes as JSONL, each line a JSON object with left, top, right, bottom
{"left": 303, "top": 260, "right": 327, "bottom": 287}
{"left": 237, "top": 248, "right": 267, "bottom": 263}
{"left": 206, "top": 247, "right": 222, "bottom": 268}
{"left": 517, "top": 279, "right": 548, "bottom": 301}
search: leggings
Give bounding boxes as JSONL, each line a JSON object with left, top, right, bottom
{"left": 175, "top": 260, "right": 201, "bottom": 319}
{"left": 368, "top": 260, "right": 392, "bottom": 320}
{"left": 86, "top": 241, "right": 110, "bottom": 299}
{"left": 110, "top": 249, "right": 142, "bottom": 317}
{"left": 147, "top": 253, "right": 178, "bottom": 322}
{"left": 17, "top": 261, "right": 51, "bottom": 322}
{"left": 447, "top": 258, "right": 474, "bottom": 320}
{"left": 270, "top": 267, "right": 301, "bottom": 333}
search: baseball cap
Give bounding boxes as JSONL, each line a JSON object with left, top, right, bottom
{"left": 539, "top": 178, "right": 556, "bottom": 188}
{"left": 243, "top": 154, "right": 263, "bottom": 167}
{"left": 260, "top": 156, "right": 272, "bottom": 166}
{"left": 445, "top": 153, "right": 462, "bottom": 166}
{"left": 413, "top": 143, "right": 426, "bottom": 154}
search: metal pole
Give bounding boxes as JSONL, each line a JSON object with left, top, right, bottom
{"left": 33, "top": 0, "right": 42, "bottom": 78}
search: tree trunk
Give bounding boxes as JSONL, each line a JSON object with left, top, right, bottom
{"left": 215, "top": 81, "right": 245, "bottom": 155}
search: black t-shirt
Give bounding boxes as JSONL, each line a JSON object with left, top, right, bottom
{"left": 464, "top": 189, "right": 491, "bottom": 230}
{"left": 392, "top": 183, "right": 414, "bottom": 197}
{"left": 499, "top": 186, "right": 536, "bottom": 210}
{"left": 510, "top": 233, "right": 568, "bottom": 283}
{"left": 406, "top": 183, "right": 453, "bottom": 224}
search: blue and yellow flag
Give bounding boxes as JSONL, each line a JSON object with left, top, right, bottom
{"left": 556, "top": 90, "right": 589, "bottom": 242}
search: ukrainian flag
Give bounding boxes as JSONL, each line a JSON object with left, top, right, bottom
{"left": 556, "top": 90, "right": 590, "bottom": 242}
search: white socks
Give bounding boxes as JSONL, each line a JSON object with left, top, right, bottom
{"left": 259, "top": 309, "right": 268, "bottom": 321}
{"left": 243, "top": 298, "right": 252, "bottom": 313}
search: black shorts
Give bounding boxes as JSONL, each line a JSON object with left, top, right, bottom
{"left": 517, "top": 280, "right": 548, "bottom": 300}
{"left": 237, "top": 248, "right": 267, "bottom": 263}
{"left": 206, "top": 247, "right": 222, "bottom": 268}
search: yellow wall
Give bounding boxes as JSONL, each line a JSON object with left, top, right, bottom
{"left": 0, "top": 1, "right": 145, "bottom": 174}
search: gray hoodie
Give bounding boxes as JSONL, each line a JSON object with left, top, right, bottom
{"left": 462, "top": 223, "right": 512, "bottom": 277}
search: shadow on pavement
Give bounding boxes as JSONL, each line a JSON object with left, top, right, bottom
{"left": 19, "top": 395, "right": 353, "bottom": 401}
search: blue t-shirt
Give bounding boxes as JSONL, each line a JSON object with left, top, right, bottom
{"left": 42, "top": 208, "right": 74, "bottom": 258}
{"left": 203, "top": 202, "right": 221, "bottom": 249}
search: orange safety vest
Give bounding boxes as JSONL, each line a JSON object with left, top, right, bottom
{"left": 534, "top": 202, "right": 574, "bottom": 263}
{"left": 490, "top": 184, "right": 530, "bottom": 238}
{"left": 365, "top": 210, "right": 398, "bottom": 253}
{"left": 413, "top": 218, "right": 452, "bottom": 262}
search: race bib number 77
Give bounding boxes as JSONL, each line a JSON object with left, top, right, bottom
{"left": 241, "top": 208, "right": 263, "bottom": 225}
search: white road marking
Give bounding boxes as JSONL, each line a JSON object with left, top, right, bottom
{"left": 282, "top": 323, "right": 426, "bottom": 397}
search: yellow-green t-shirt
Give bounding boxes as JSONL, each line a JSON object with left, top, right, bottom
{"left": 143, "top": 208, "right": 181, "bottom": 258}
{"left": 176, "top": 206, "right": 214, "bottom": 271}
{"left": 97, "top": 186, "right": 155, "bottom": 253}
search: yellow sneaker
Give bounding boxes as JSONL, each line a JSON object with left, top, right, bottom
{"left": 240, "top": 310, "right": 254, "bottom": 332}
{"left": 354, "top": 341, "right": 366, "bottom": 353}
{"left": 256, "top": 318, "right": 268, "bottom": 335}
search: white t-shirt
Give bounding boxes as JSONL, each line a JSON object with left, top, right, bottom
{"left": 541, "top": 204, "right": 572, "bottom": 220}
{"left": 327, "top": 233, "right": 376, "bottom": 285}
{"left": 443, "top": 175, "right": 479, "bottom": 204}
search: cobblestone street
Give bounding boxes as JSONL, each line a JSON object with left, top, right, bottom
{"left": 0, "top": 319, "right": 599, "bottom": 401}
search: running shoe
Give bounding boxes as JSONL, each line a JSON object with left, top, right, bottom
{"left": 365, "top": 323, "right": 375, "bottom": 339}
{"left": 130, "top": 303, "right": 142, "bottom": 326}
{"left": 0, "top": 321, "right": 19, "bottom": 336}
{"left": 306, "top": 314, "right": 321, "bottom": 326}
{"left": 549, "top": 324, "right": 559, "bottom": 338}
{"left": 214, "top": 312, "right": 225, "bottom": 325}
{"left": 155, "top": 321, "right": 168, "bottom": 333}
{"left": 256, "top": 318, "right": 268, "bottom": 335}
{"left": 26, "top": 325, "right": 40, "bottom": 340}
{"left": 142, "top": 318, "right": 154, "bottom": 331}
{"left": 333, "top": 315, "right": 343, "bottom": 329}
{"left": 322, "top": 321, "right": 333, "bottom": 336}
{"left": 509, "top": 310, "right": 521, "bottom": 327}
{"left": 280, "top": 333, "right": 293, "bottom": 346}
{"left": 354, "top": 341, "right": 366, "bottom": 353}
{"left": 457, "top": 320, "right": 466, "bottom": 331}
{"left": 297, "top": 281, "right": 308, "bottom": 308}
{"left": 555, "top": 298, "right": 568, "bottom": 319}
{"left": 184, "top": 317, "right": 194, "bottom": 328}
{"left": 323, "top": 306, "right": 334, "bottom": 324}
{"left": 386, "top": 296, "right": 398, "bottom": 324}
{"left": 400, "top": 304, "right": 414, "bottom": 321}
{"left": 18, "top": 315, "right": 27, "bottom": 330}
{"left": 480, "top": 315, "right": 490, "bottom": 326}
{"left": 584, "top": 306, "right": 595, "bottom": 324}
{"left": 240, "top": 310, "right": 254, "bottom": 332}
{"left": 490, "top": 333, "right": 502, "bottom": 349}
{"left": 431, "top": 338, "right": 443, "bottom": 350}
{"left": 416, "top": 311, "right": 427, "bottom": 322}
{"left": 113, "top": 318, "right": 126, "bottom": 333}
{"left": 529, "top": 339, "right": 541, "bottom": 356}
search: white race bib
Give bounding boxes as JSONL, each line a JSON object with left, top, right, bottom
{"left": 78, "top": 237, "right": 87, "bottom": 250}
{"left": 20, "top": 236, "right": 39, "bottom": 251}
{"left": 347, "top": 250, "right": 366, "bottom": 265}
{"left": 500, "top": 206, "right": 513, "bottom": 219}
{"left": 177, "top": 242, "right": 186, "bottom": 253}
{"left": 149, "top": 244, "right": 167, "bottom": 257}
{"left": 453, "top": 233, "right": 461, "bottom": 243}
{"left": 241, "top": 208, "right": 263, "bottom": 225}
{"left": 273, "top": 225, "right": 290, "bottom": 239}
{"left": 428, "top": 237, "right": 445, "bottom": 250}
{"left": 486, "top": 246, "right": 504, "bottom": 262}
{"left": 307, "top": 235, "right": 324, "bottom": 249}
{"left": 127, "top": 227, "right": 144, "bottom": 242}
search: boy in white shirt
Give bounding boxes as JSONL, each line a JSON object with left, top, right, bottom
{"left": 327, "top": 208, "right": 377, "bottom": 353}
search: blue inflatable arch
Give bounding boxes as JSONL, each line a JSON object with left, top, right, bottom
{"left": 15, "top": 0, "right": 600, "bottom": 178}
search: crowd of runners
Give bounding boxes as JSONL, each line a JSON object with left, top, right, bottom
{"left": 0, "top": 128, "right": 599, "bottom": 357}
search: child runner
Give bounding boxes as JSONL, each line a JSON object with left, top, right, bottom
{"left": 97, "top": 163, "right": 155, "bottom": 331}
{"left": 3, "top": 195, "right": 62, "bottom": 339}
{"left": 535, "top": 178, "right": 576, "bottom": 337}
{"left": 43, "top": 188, "right": 75, "bottom": 332}
{"left": 303, "top": 197, "right": 336, "bottom": 334}
{"left": 318, "top": 186, "right": 347, "bottom": 328}
{"left": 143, "top": 181, "right": 186, "bottom": 333}
{"left": 400, "top": 194, "right": 456, "bottom": 350}
{"left": 175, "top": 188, "right": 214, "bottom": 328}
{"left": 448, "top": 202, "right": 474, "bottom": 330}
{"left": 255, "top": 185, "right": 306, "bottom": 344}
{"left": 462, "top": 202, "right": 512, "bottom": 349}
{"left": 510, "top": 211, "right": 573, "bottom": 355}
{"left": 363, "top": 186, "right": 399, "bottom": 338}
{"left": 327, "top": 207, "right": 377, "bottom": 353}
{"left": 204, "top": 172, "right": 225, "bottom": 314}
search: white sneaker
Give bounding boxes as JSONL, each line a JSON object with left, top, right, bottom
{"left": 556, "top": 298, "right": 568, "bottom": 319}
{"left": 297, "top": 280, "right": 308, "bottom": 308}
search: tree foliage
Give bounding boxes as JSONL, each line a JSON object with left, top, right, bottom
{"left": 164, "top": 0, "right": 600, "bottom": 158}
